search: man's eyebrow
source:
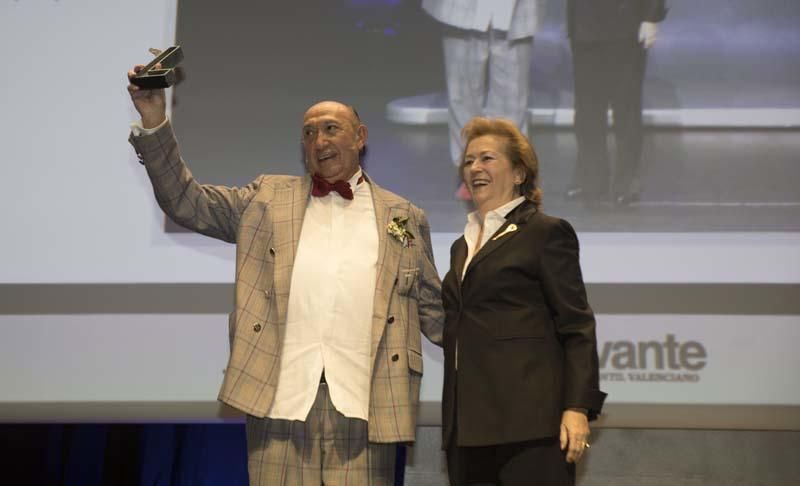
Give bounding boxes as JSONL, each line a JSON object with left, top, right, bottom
{"left": 304, "top": 117, "right": 341, "bottom": 126}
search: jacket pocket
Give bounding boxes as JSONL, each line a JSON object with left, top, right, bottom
{"left": 493, "top": 319, "right": 546, "bottom": 340}
{"left": 407, "top": 348, "right": 423, "bottom": 374}
{"left": 395, "top": 267, "right": 420, "bottom": 296}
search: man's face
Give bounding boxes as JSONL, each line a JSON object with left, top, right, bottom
{"left": 302, "top": 101, "right": 367, "bottom": 182}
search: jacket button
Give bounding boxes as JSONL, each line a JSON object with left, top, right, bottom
{"left": 387, "top": 316, "right": 395, "bottom": 324}
{"left": 391, "top": 354, "right": 399, "bottom": 362}
{"left": 253, "top": 323, "right": 262, "bottom": 332}
{"left": 269, "top": 247, "right": 276, "bottom": 256}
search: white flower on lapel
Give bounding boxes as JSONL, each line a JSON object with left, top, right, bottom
{"left": 491, "top": 223, "right": 518, "bottom": 241}
{"left": 387, "top": 216, "right": 415, "bottom": 247}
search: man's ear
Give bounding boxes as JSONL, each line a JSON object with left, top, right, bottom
{"left": 356, "top": 124, "right": 368, "bottom": 150}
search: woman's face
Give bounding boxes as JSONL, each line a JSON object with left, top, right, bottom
{"left": 462, "top": 134, "right": 523, "bottom": 214}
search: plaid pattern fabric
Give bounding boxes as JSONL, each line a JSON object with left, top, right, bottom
{"left": 441, "top": 28, "right": 534, "bottom": 162}
{"left": 422, "top": 0, "right": 544, "bottom": 41}
{"left": 129, "top": 121, "right": 444, "bottom": 444}
{"left": 246, "top": 384, "right": 396, "bottom": 486}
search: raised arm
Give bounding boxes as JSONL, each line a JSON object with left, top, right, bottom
{"left": 126, "top": 62, "right": 260, "bottom": 243}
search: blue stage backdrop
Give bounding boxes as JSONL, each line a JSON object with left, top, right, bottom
{"left": 0, "top": 424, "right": 407, "bottom": 486}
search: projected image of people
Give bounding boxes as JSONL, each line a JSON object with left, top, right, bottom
{"left": 171, "top": 0, "right": 800, "bottom": 233}
{"left": 422, "top": 0, "right": 545, "bottom": 200}
{"left": 565, "top": 0, "right": 669, "bottom": 205}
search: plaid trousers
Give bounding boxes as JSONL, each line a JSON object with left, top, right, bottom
{"left": 246, "top": 384, "right": 397, "bottom": 486}
{"left": 442, "top": 26, "right": 533, "bottom": 163}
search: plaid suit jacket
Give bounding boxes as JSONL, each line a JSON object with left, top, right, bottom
{"left": 422, "top": 0, "right": 544, "bottom": 40}
{"left": 130, "top": 121, "right": 444, "bottom": 443}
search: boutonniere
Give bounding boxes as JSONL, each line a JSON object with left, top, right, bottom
{"left": 491, "top": 223, "right": 518, "bottom": 241}
{"left": 387, "top": 216, "right": 415, "bottom": 247}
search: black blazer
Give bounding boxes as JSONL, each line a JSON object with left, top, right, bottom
{"left": 567, "top": 0, "right": 668, "bottom": 42}
{"left": 441, "top": 200, "right": 606, "bottom": 448}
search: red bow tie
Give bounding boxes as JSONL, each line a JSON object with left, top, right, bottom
{"left": 311, "top": 174, "right": 363, "bottom": 200}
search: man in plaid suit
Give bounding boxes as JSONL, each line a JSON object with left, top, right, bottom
{"left": 127, "top": 64, "right": 444, "bottom": 485}
{"left": 422, "top": 0, "right": 545, "bottom": 198}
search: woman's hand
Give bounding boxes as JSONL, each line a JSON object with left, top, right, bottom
{"left": 560, "top": 409, "right": 591, "bottom": 463}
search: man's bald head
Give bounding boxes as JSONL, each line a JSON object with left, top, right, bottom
{"left": 304, "top": 101, "right": 361, "bottom": 129}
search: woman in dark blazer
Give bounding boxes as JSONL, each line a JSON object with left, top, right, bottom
{"left": 442, "top": 117, "right": 606, "bottom": 485}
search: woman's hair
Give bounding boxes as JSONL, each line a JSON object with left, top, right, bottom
{"left": 459, "top": 117, "right": 542, "bottom": 209}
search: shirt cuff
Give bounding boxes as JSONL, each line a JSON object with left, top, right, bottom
{"left": 130, "top": 117, "right": 168, "bottom": 137}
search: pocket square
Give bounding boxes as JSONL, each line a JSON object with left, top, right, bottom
{"left": 491, "top": 223, "right": 518, "bottom": 241}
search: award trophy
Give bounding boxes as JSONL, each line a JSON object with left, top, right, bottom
{"left": 130, "top": 46, "right": 184, "bottom": 90}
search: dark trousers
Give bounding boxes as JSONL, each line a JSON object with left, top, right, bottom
{"left": 446, "top": 436, "right": 575, "bottom": 486}
{"left": 571, "top": 39, "right": 647, "bottom": 196}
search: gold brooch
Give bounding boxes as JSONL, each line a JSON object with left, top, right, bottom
{"left": 387, "top": 216, "right": 415, "bottom": 247}
{"left": 491, "top": 223, "right": 518, "bottom": 241}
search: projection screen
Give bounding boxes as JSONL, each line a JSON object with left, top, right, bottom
{"left": 1, "top": 0, "right": 798, "bottom": 429}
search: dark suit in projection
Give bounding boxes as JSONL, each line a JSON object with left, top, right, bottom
{"left": 567, "top": 0, "right": 668, "bottom": 203}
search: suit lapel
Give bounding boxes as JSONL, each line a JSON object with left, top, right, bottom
{"left": 272, "top": 175, "right": 311, "bottom": 324}
{"left": 463, "top": 200, "right": 537, "bottom": 281}
{"left": 452, "top": 236, "right": 468, "bottom": 286}
{"left": 367, "top": 176, "right": 406, "bottom": 361}
{"left": 291, "top": 176, "right": 312, "bottom": 255}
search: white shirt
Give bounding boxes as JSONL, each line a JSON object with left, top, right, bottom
{"left": 268, "top": 169, "right": 378, "bottom": 421}
{"left": 130, "top": 118, "right": 166, "bottom": 136}
{"left": 462, "top": 196, "right": 526, "bottom": 280}
{"left": 473, "top": 0, "right": 515, "bottom": 32}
